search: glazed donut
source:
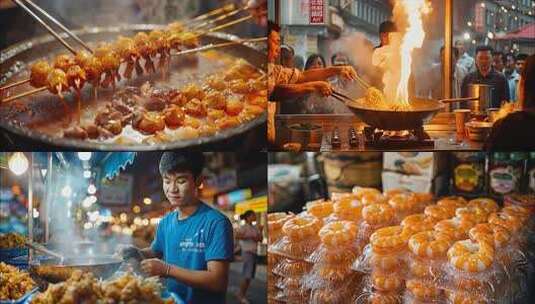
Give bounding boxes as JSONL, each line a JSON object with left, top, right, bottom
{"left": 370, "top": 226, "right": 407, "bottom": 254}
{"left": 447, "top": 239, "right": 494, "bottom": 272}
{"left": 361, "top": 192, "right": 387, "bottom": 206}
{"left": 434, "top": 217, "right": 475, "bottom": 240}
{"left": 368, "top": 292, "right": 400, "bottom": 304}
{"left": 388, "top": 193, "right": 418, "bottom": 213}
{"left": 307, "top": 245, "right": 359, "bottom": 264}
{"left": 468, "top": 223, "right": 510, "bottom": 249}
{"left": 412, "top": 192, "right": 434, "bottom": 211}
{"left": 317, "top": 265, "right": 353, "bottom": 282}
{"left": 372, "top": 273, "right": 404, "bottom": 292}
{"left": 384, "top": 188, "right": 411, "bottom": 200}
{"left": 370, "top": 254, "right": 403, "bottom": 272}
{"left": 424, "top": 205, "right": 455, "bottom": 221}
{"left": 408, "top": 230, "right": 453, "bottom": 258}
{"left": 307, "top": 200, "right": 334, "bottom": 219}
{"left": 273, "top": 258, "right": 312, "bottom": 276}
{"left": 437, "top": 196, "right": 468, "bottom": 210}
{"left": 406, "top": 279, "right": 442, "bottom": 300}
{"left": 282, "top": 217, "right": 322, "bottom": 240}
{"left": 400, "top": 214, "right": 437, "bottom": 236}
{"left": 445, "top": 291, "right": 487, "bottom": 304}
{"left": 333, "top": 196, "right": 363, "bottom": 221}
{"left": 409, "top": 258, "right": 432, "bottom": 278}
{"left": 488, "top": 212, "right": 523, "bottom": 233}
{"left": 362, "top": 203, "right": 395, "bottom": 225}
{"left": 353, "top": 187, "right": 382, "bottom": 198}
{"left": 268, "top": 213, "right": 294, "bottom": 233}
{"left": 319, "top": 221, "right": 358, "bottom": 247}
{"left": 455, "top": 206, "right": 489, "bottom": 224}
{"left": 467, "top": 198, "right": 499, "bottom": 214}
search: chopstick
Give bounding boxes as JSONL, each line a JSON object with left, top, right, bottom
{"left": 332, "top": 90, "right": 354, "bottom": 102}
{"left": 172, "top": 37, "right": 266, "bottom": 56}
{"left": 192, "top": 6, "right": 248, "bottom": 30}
{"left": 23, "top": 0, "right": 94, "bottom": 53}
{"left": 12, "top": 0, "right": 78, "bottom": 55}
{"left": 195, "top": 15, "right": 253, "bottom": 37}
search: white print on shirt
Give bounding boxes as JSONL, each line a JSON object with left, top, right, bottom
{"left": 178, "top": 229, "right": 206, "bottom": 253}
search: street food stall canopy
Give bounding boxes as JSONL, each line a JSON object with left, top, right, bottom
{"left": 495, "top": 23, "right": 535, "bottom": 41}
{"left": 33, "top": 152, "right": 136, "bottom": 179}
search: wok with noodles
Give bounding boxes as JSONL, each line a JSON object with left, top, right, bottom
{"left": 0, "top": 25, "right": 266, "bottom": 150}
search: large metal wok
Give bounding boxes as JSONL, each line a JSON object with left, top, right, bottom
{"left": 345, "top": 98, "right": 445, "bottom": 131}
{"left": 0, "top": 24, "right": 266, "bottom": 150}
{"left": 29, "top": 255, "right": 123, "bottom": 283}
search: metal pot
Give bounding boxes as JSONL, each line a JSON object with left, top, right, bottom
{"left": 440, "top": 84, "right": 494, "bottom": 113}
{"left": 288, "top": 123, "right": 323, "bottom": 148}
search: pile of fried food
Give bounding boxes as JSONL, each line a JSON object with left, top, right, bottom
{"left": 31, "top": 270, "right": 174, "bottom": 304}
{"left": 0, "top": 232, "right": 26, "bottom": 249}
{"left": 0, "top": 262, "right": 36, "bottom": 301}
{"left": 62, "top": 60, "right": 267, "bottom": 143}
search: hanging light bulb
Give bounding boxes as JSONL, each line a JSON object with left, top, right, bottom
{"left": 61, "top": 185, "right": 72, "bottom": 198}
{"left": 8, "top": 152, "right": 29, "bottom": 176}
{"left": 83, "top": 170, "right": 92, "bottom": 178}
{"left": 87, "top": 184, "right": 97, "bottom": 195}
{"left": 78, "top": 152, "right": 92, "bottom": 161}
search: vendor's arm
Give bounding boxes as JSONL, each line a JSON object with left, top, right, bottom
{"left": 298, "top": 66, "right": 357, "bottom": 83}
{"left": 140, "top": 247, "right": 161, "bottom": 259}
{"left": 270, "top": 81, "right": 332, "bottom": 101}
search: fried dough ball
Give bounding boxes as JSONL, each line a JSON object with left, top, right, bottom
{"left": 225, "top": 97, "right": 244, "bottom": 116}
{"left": 66, "top": 65, "right": 87, "bottom": 90}
{"left": 47, "top": 68, "right": 69, "bottom": 94}
{"left": 30, "top": 60, "right": 52, "bottom": 88}
{"left": 164, "top": 105, "right": 185, "bottom": 128}
{"left": 206, "top": 75, "right": 227, "bottom": 90}
{"left": 184, "top": 98, "right": 207, "bottom": 117}
{"left": 53, "top": 54, "right": 75, "bottom": 72}
{"left": 182, "top": 83, "right": 205, "bottom": 101}
{"left": 204, "top": 91, "right": 226, "bottom": 110}
{"left": 133, "top": 111, "right": 166, "bottom": 134}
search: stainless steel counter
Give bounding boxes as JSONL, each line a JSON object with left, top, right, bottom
{"left": 274, "top": 113, "right": 484, "bottom": 151}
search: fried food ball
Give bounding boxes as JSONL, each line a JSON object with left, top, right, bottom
{"left": 225, "top": 97, "right": 244, "bottom": 116}
{"left": 164, "top": 105, "right": 185, "bottom": 128}
{"left": 184, "top": 98, "right": 207, "bottom": 117}
{"left": 47, "top": 68, "right": 69, "bottom": 95}
{"left": 204, "top": 91, "right": 226, "bottom": 110}
{"left": 181, "top": 83, "right": 205, "bottom": 101}
{"left": 53, "top": 54, "right": 75, "bottom": 72}
{"left": 30, "top": 60, "right": 52, "bottom": 88}
{"left": 133, "top": 111, "right": 166, "bottom": 134}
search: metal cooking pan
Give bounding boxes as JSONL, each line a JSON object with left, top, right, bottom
{"left": 345, "top": 98, "right": 445, "bottom": 131}
{"left": 30, "top": 255, "right": 123, "bottom": 283}
{"left": 0, "top": 24, "right": 266, "bottom": 150}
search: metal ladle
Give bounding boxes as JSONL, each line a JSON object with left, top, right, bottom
{"left": 25, "top": 241, "right": 65, "bottom": 264}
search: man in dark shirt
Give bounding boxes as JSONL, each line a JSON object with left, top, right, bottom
{"left": 461, "top": 46, "right": 510, "bottom": 108}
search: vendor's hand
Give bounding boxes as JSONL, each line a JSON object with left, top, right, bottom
{"left": 337, "top": 66, "right": 358, "bottom": 81}
{"left": 312, "top": 81, "right": 333, "bottom": 97}
{"left": 141, "top": 258, "right": 167, "bottom": 277}
{"left": 118, "top": 245, "right": 143, "bottom": 261}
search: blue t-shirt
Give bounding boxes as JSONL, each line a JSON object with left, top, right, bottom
{"left": 151, "top": 203, "right": 234, "bottom": 304}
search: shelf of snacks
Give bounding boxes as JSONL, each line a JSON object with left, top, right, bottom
{"left": 267, "top": 152, "right": 535, "bottom": 304}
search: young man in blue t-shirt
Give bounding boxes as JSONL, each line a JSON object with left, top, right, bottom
{"left": 120, "top": 152, "right": 234, "bottom": 304}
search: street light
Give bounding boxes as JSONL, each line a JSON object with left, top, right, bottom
{"left": 78, "top": 152, "right": 92, "bottom": 161}
{"left": 87, "top": 184, "right": 97, "bottom": 195}
{"left": 464, "top": 32, "right": 471, "bottom": 40}
{"left": 8, "top": 152, "right": 29, "bottom": 176}
{"left": 143, "top": 197, "right": 152, "bottom": 205}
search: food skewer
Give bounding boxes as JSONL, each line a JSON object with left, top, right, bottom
{"left": 23, "top": 0, "right": 94, "bottom": 53}
{"left": 192, "top": 5, "right": 248, "bottom": 30}
{"left": 172, "top": 37, "right": 266, "bottom": 56}
{"left": 191, "top": 3, "right": 236, "bottom": 22}
{"left": 12, "top": 0, "right": 78, "bottom": 55}
{"left": 0, "top": 14, "right": 256, "bottom": 105}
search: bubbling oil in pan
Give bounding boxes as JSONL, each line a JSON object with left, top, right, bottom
{"left": 4, "top": 49, "right": 266, "bottom": 145}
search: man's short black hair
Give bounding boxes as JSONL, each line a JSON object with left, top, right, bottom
{"left": 475, "top": 45, "right": 494, "bottom": 55}
{"left": 516, "top": 53, "right": 529, "bottom": 61}
{"left": 379, "top": 21, "right": 396, "bottom": 34}
{"left": 492, "top": 51, "right": 503, "bottom": 57}
{"left": 159, "top": 152, "right": 205, "bottom": 177}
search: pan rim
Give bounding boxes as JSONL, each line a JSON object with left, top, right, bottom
{"left": 0, "top": 24, "right": 267, "bottom": 150}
